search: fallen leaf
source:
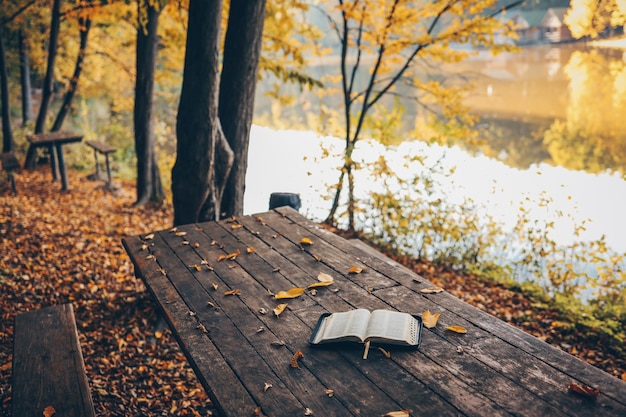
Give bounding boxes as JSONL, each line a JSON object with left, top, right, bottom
{"left": 270, "top": 340, "right": 286, "bottom": 347}
{"left": 419, "top": 287, "right": 444, "bottom": 294}
{"left": 231, "top": 224, "right": 243, "bottom": 229}
{"left": 446, "top": 325, "right": 467, "bottom": 334}
{"left": 225, "top": 216, "right": 237, "bottom": 223}
{"left": 324, "top": 389, "right": 334, "bottom": 397}
{"left": 304, "top": 407, "right": 313, "bottom": 415}
{"left": 422, "top": 310, "right": 440, "bottom": 328}
{"left": 290, "top": 349, "right": 304, "bottom": 368}
{"left": 212, "top": 283, "right": 218, "bottom": 290}
{"left": 383, "top": 411, "right": 410, "bottom": 417}
{"left": 622, "top": 372, "right": 626, "bottom": 381}
{"left": 568, "top": 382, "right": 600, "bottom": 398}
{"left": 348, "top": 266, "right": 364, "bottom": 274}
{"left": 308, "top": 272, "right": 334, "bottom": 288}
{"left": 175, "top": 231, "right": 187, "bottom": 236}
{"left": 264, "top": 382, "right": 272, "bottom": 392}
{"left": 247, "top": 247, "right": 255, "bottom": 253}
{"left": 300, "top": 237, "right": 313, "bottom": 245}
{"left": 226, "top": 249, "right": 241, "bottom": 260}
{"left": 275, "top": 287, "right": 305, "bottom": 299}
{"left": 378, "top": 347, "right": 391, "bottom": 358}
{"left": 144, "top": 233, "right": 154, "bottom": 240}
{"left": 273, "top": 303, "right": 288, "bottom": 317}
{"left": 224, "top": 288, "right": 241, "bottom": 296}
{"left": 43, "top": 405, "right": 56, "bottom": 417}
{"left": 253, "top": 406, "right": 262, "bottom": 416}
{"left": 217, "top": 254, "right": 226, "bottom": 262}
{"left": 255, "top": 216, "right": 266, "bottom": 225}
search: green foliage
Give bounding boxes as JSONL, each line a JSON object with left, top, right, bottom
{"left": 350, "top": 147, "right": 626, "bottom": 346}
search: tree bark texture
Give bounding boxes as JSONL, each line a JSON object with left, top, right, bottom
{"left": 0, "top": 23, "right": 14, "bottom": 152}
{"left": 134, "top": 2, "right": 164, "bottom": 205}
{"left": 19, "top": 30, "right": 33, "bottom": 125}
{"left": 173, "top": 0, "right": 233, "bottom": 225}
{"left": 218, "top": 0, "right": 267, "bottom": 218}
{"left": 51, "top": 16, "right": 91, "bottom": 132}
{"left": 25, "top": 0, "right": 61, "bottom": 168}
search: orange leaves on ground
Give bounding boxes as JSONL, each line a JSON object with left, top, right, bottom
{"left": 273, "top": 303, "right": 288, "bottom": 317}
{"left": 446, "top": 326, "right": 467, "bottom": 334}
{"left": 275, "top": 288, "right": 305, "bottom": 299}
{"left": 290, "top": 350, "right": 304, "bottom": 368}
{"left": 568, "top": 382, "right": 600, "bottom": 398}
{"left": 422, "top": 311, "right": 440, "bottom": 328}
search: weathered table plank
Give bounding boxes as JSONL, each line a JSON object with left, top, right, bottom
{"left": 122, "top": 207, "right": 626, "bottom": 417}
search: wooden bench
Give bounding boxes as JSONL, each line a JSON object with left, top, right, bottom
{"left": 1, "top": 152, "right": 20, "bottom": 194}
{"left": 85, "top": 140, "right": 116, "bottom": 186}
{"left": 12, "top": 303, "right": 95, "bottom": 417}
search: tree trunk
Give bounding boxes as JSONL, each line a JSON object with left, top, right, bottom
{"left": 0, "top": 22, "right": 14, "bottom": 153}
{"left": 218, "top": 0, "right": 267, "bottom": 218}
{"left": 134, "top": 1, "right": 164, "bottom": 205}
{"left": 25, "top": 0, "right": 61, "bottom": 168}
{"left": 34, "top": 0, "right": 61, "bottom": 134}
{"left": 51, "top": 16, "right": 91, "bottom": 132}
{"left": 173, "top": 0, "right": 233, "bottom": 226}
{"left": 19, "top": 30, "right": 33, "bottom": 125}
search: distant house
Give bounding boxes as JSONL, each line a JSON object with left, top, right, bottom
{"left": 542, "top": 8, "right": 573, "bottom": 43}
{"left": 511, "top": 10, "right": 546, "bottom": 44}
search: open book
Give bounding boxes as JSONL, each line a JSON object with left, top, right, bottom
{"left": 309, "top": 309, "right": 423, "bottom": 347}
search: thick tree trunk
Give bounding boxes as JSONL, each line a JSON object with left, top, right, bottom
{"left": 34, "top": 0, "right": 61, "bottom": 134}
{"left": 0, "top": 22, "right": 14, "bottom": 153}
{"left": 19, "top": 30, "right": 33, "bottom": 125}
{"left": 51, "top": 17, "right": 91, "bottom": 132}
{"left": 218, "top": 0, "right": 267, "bottom": 218}
{"left": 134, "top": 2, "right": 164, "bottom": 205}
{"left": 25, "top": 0, "right": 61, "bottom": 168}
{"left": 173, "top": 0, "right": 233, "bottom": 226}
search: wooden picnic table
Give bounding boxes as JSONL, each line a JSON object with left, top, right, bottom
{"left": 27, "top": 131, "right": 83, "bottom": 190}
{"left": 122, "top": 207, "right": 626, "bottom": 417}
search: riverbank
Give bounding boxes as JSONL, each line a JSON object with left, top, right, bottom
{"left": 1, "top": 168, "right": 624, "bottom": 416}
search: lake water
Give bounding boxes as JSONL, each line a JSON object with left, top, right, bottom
{"left": 248, "top": 43, "right": 626, "bottom": 255}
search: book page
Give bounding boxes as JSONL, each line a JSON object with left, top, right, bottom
{"left": 319, "top": 309, "right": 371, "bottom": 342}
{"left": 365, "top": 310, "right": 414, "bottom": 343}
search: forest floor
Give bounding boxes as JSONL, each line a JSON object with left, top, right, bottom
{"left": 1, "top": 168, "right": 625, "bottom": 416}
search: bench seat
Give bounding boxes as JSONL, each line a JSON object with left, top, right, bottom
{"left": 12, "top": 303, "right": 95, "bottom": 417}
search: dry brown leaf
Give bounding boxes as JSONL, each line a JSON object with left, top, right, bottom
{"left": 324, "top": 389, "right": 334, "bottom": 397}
{"left": 446, "top": 325, "right": 467, "bottom": 334}
{"left": 224, "top": 288, "right": 241, "bottom": 296}
{"left": 211, "top": 283, "right": 218, "bottom": 290}
{"left": 273, "top": 303, "right": 288, "bottom": 317}
{"left": 622, "top": 372, "right": 626, "bottom": 382}
{"left": 246, "top": 247, "right": 255, "bottom": 253}
{"left": 144, "top": 233, "right": 154, "bottom": 240}
{"left": 290, "top": 349, "right": 304, "bottom": 368}
{"left": 419, "top": 287, "right": 444, "bottom": 294}
{"left": 378, "top": 347, "right": 391, "bottom": 358}
{"left": 263, "top": 382, "right": 272, "bottom": 392}
{"left": 275, "top": 287, "right": 305, "bottom": 299}
{"left": 226, "top": 249, "right": 241, "bottom": 260}
{"left": 175, "top": 231, "right": 187, "bottom": 236}
{"left": 383, "top": 411, "right": 410, "bottom": 417}
{"left": 43, "top": 405, "right": 56, "bottom": 417}
{"left": 568, "top": 382, "right": 600, "bottom": 398}
{"left": 231, "top": 224, "right": 243, "bottom": 229}
{"left": 255, "top": 216, "right": 266, "bottom": 225}
{"left": 422, "top": 310, "right": 440, "bottom": 329}
{"left": 348, "top": 266, "right": 364, "bottom": 274}
{"left": 217, "top": 254, "right": 226, "bottom": 262}
{"left": 300, "top": 237, "right": 313, "bottom": 245}
{"left": 304, "top": 407, "right": 313, "bottom": 415}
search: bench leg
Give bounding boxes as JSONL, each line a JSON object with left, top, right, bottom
{"left": 93, "top": 149, "right": 100, "bottom": 176}
{"left": 49, "top": 145, "right": 60, "bottom": 181}
{"left": 8, "top": 170, "right": 17, "bottom": 194}
{"left": 56, "top": 143, "right": 70, "bottom": 191}
{"left": 105, "top": 154, "right": 112, "bottom": 185}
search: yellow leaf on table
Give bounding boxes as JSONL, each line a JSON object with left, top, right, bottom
{"left": 422, "top": 310, "right": 440, "bottom": 329}
{"left": 348, "top": 266, "right": 364, "bottom": 274}
{"left": 419, "top": 286, "right": 444, "bottom": 294}
{"left": 273, "top": 303, "right": 288, "bottom": 316}
{"left": 308, "top": 272, "right": 334, "bottom": 288}
{"left": 275, "top": 287, "right": 305, "bottom": 299}
{"left": 290, "top": 349, "right": 304, "bottom": 368}
{"left": 446, "top": 325, "right": 467, "bottom": 334}
{"left": 43, "top": 405, "right": 56, "bottom": 417}
{"left": 383, "top": 411, "right": 410, "bottom": 417}
{"left": 300, "top": 237, "right": 313, "bottom": 245}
